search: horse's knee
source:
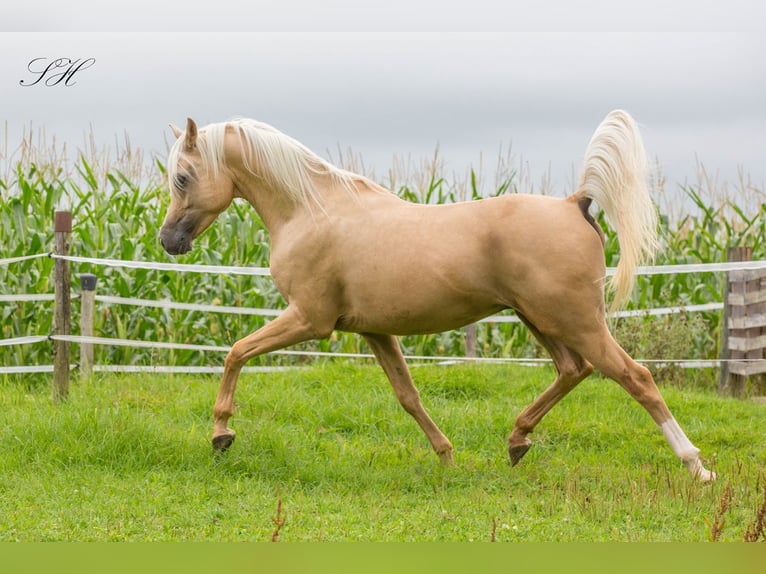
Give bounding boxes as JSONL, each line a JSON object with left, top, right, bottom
{"left": 225, "top": 345, "right": 246, "bottom": 371}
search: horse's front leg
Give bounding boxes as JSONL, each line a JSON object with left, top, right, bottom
{"left": 212, "top": 305, "right": 318, "bottom": 451}
{"left": 363, "top": 333, "right": 454, "bottom": 464}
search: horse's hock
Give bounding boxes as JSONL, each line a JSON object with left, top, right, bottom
{"left": 720, "top": 246, "right": 766, "bottom": 397}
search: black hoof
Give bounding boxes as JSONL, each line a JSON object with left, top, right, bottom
{"left": 508, "top": 442, "right": 531, "bottom": 466}
{"left": 212, "top": 433, "right": 235, "bottom": 452}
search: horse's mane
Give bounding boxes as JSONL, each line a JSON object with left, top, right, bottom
{"left": 168, "top": 118, "right": 364, "bottom": 208}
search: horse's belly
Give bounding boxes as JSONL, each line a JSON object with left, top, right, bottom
{"left": 334, "top": 292, "right": 505, "bottom": 336}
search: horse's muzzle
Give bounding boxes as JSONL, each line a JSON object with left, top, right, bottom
{"left": 159, "top": 227, "right": 192, "bottom": 255}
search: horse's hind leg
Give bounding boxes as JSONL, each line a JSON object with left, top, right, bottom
{"left": 572, "top": 326, "right": 716, "bottom": 481}
{"left": 508, "top": 315, "right": 593, "bottom": 465}
{"left": 363, "top": 333, "right": 454, "bottom": 464}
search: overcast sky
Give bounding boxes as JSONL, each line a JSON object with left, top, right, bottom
{"left": 1, "top": 2, "right": 765, "bottom": 198}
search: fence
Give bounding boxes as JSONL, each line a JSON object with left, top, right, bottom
{"left": 2, "top": 211, "right": 766, "bottom": 401}
{"left": 719, "top": 247, "right": 766, "bottom": 397}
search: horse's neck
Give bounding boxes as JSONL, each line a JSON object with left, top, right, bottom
{"left": 235, "top": 164, "right": 399, "bottom": 232}
{"left": 231, "top": 172, "right": 294, "bottom": 233}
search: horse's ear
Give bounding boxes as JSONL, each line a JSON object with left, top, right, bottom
{"left": 169, "top": 123, "right": 182, "bottom": 139}
{"left": 184, "top": 117, "right": 198, "bottom": 151}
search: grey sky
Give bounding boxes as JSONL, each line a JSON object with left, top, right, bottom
{"left": 1, "top": 3, "right": 765, "bottom": 198}
{"left": 2, "top": 1, "right": 763, "bottom": 33}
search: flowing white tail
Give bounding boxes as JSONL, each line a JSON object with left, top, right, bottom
{"left": 578, "top": 110, "right": 659, "bottom": 307}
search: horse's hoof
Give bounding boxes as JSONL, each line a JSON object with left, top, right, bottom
{"left": 438, "top": 448, "right": 455, "bottom": 466}
{"left": 212, "top": 432, "right": 236, "bottom": 452}
{"left": 508, "top": 438, "right": 532, "bottom": 466}
{"left": 686, "top": 458, "right": 717, "bottom": 482}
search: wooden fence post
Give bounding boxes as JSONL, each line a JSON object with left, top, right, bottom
{"left": 53, "top": 210, "right": 72, "bottom": 402}
{"left": 465, "top": 323, "right": 477, "bottom": 358}
{"left": 79, "top": 273, "right": 97, "bottom": 379}
{"left": 719, "top": 246, "right": 766, "bottom": 397}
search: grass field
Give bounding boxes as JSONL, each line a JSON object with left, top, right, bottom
{"left": 1, "top": 363, "right": 764, "bottom": 542}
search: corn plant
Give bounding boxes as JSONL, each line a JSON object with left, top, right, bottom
{"left": 1, "top": 140, "right": 764, "bottom": 374}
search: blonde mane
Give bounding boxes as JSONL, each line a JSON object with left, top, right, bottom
{"left": 167, "top": 118, "right": 363, "bottom": 207}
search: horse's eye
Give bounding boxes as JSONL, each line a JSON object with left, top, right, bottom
{"left": 174, "top": 173, "right": 189, "bottom": 190}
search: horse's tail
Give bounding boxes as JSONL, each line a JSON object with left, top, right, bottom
{"left": 576, "top": 109, "right": 659, "bottom": 309}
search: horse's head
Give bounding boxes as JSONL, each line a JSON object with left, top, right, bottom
{"left": 160, "top": 118, "right": 235, "bottom": 255}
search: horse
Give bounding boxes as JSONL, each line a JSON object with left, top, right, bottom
{"left": 160, "top": 110, "right": 715, "bottom": 481}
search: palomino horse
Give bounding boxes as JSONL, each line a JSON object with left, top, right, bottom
{"left": 160, "top": 111, "right": 715, "bottom": 481}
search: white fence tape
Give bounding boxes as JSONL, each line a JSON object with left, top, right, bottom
{"left": 628, "top": 260, "right": 766, "bottom": 276}
{"left": 0, "top": 335, "right": 49, "bottom": 347}
{"left": 0, "top": 364, "right": 296, "bottom": 374}
{"left": 94, "top": 295, "right": 282, "bottom": 317}
{"left": 50, "top": 254, "right": 271, "bottom": 276}
{"left": 0, "top": 294, "right": 56, "bottom": 303}
{"left": 42, "top": 253, "right": 766, "bottom": 278}
{"left": 3, "top": 252, "right": 766, "bottom": 277}
{"left": 0, "top": 365, "right": 58, "bottom": 374}
{"left": 2, "top": 332, "right": 762, "bottom": 373}
{"left": 609, "top": 302, "right": 724, "bottom": 318}
{"left": 2, "top": 252, "right": 764, "bottom": 372}
{"left": 39, "top": 335, "right": 766, "bottom": 367}
{"left": 0, "top": 291, "right": 724, "bottom": 323}
{"left": 52, "top": 334, "right": 229, "bottom": 353}
{"left": 480, "top": 302, "right": 724, "bottom": 323}
{"left": 48, "top": 334, "right": 543, "bottom": 364}
{"left": 0, "top": 253, "right": 49, "bottom": 266}
{"left": 89, "top": 365, "right": 298, "bottom": 374}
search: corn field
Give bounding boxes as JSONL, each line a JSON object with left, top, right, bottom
{"left": 1, "top": 137, "right": 765, "bottom": 378}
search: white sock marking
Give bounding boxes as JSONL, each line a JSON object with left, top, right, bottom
{"left": 660, "top": 418, "right": 699, "bottom": 461}
{"left": 660, "top": 418, "right": 716, "bottom": 482}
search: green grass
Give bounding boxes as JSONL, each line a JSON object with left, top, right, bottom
{"left": 1, "top": 363, "right": 764, "bottom": 541}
